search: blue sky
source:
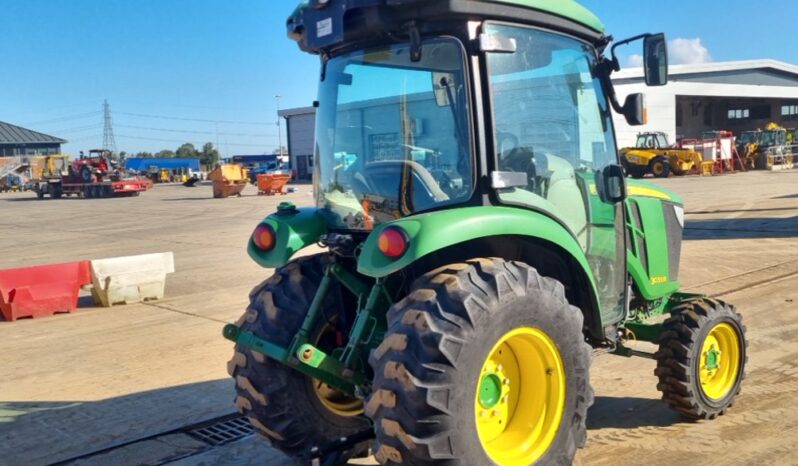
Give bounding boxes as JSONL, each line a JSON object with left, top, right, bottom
{"left": 1, "top": 0, "right": 795, "bottom": 157}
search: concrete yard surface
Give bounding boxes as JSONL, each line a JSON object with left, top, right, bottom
{"left": 1, "top": 171, "right": 797, "bottom": 465}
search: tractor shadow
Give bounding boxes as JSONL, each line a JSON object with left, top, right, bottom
{"left": 587, "top": 396, "right": 683, "bottom": 430}
{"left": 0, "top": 379, "right": 249, "bottom": 466}
{"left": 684, "top": 216, "right": 798, "bottom": 240}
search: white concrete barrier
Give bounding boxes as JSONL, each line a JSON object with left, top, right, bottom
{"left": 90, "top": 252, "right": 175, "bottom": 307}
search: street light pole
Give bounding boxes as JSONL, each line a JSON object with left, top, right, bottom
{"left": 275, "top": 95, "right": 283, "bottom": 159}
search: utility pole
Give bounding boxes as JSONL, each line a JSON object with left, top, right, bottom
{"left": 102, "top": 99, "right": 117, "bottom": 156}
{"left": 275, "top": 95, "right": 283, "bottom": 158}
{"left": 215, "top": 121, "right": 220, "bottom": 162}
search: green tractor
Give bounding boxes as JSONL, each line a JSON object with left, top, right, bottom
{"left": 224, "top": 1, "right": 747, "bottom": 464}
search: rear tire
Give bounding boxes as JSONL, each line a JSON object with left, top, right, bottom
{"left": 228, "top": 254, "right": 369, "bottom": 462}
{"left": 367, "top": 258, "right": 592, "bottom": 466}
{"left": 655, "top": 298, "right": 747, "bottom": 419}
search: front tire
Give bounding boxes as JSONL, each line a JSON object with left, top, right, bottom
{"left": 649, "top": 156, "right": 671, "bottom": 178}
{"left": 367, "top": 258, "right": 593, "bottom": 465}
{"left": 655, "top": 298, "right": 747, "bottom": 419}
{"left": 228, "top": 254, "right": 369, "bottom": 462}
{"left": 80, "top": 166, "right": 93, "bottom": 183}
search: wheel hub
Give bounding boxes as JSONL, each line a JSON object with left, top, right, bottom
{"left": 704, "top": 345, "right": 721, "bottom": 371}
{"left": 478, "top": 373, "right": 503, "bottom": 409}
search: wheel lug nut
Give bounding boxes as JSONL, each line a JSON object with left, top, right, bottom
{"left": 491, "top": 410, "right": 499, "bottom": 417}
{"left": 497, "top": 364, "right": 503, "bottom": 371}
{"left": 503, "top": 378, "right": 510, "bottom": 385}
{"left": 502, "top": 396, "right": 509, "bottom": 404}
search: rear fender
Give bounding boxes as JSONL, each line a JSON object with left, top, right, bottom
{"left": 357, "top": 206, "right": 601, "bottom": 319}
{"left": 248, "top": 207, "right": 327, "bottom": 268}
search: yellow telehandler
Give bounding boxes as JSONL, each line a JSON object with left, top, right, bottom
{"left": 620, "top": 132, "right": 703, "bottom": 178}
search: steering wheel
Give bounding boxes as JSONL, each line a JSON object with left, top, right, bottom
{"left": 358, "top": 160, "right": 449, "bottom": 211}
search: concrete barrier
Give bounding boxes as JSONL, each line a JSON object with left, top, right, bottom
{"left": 0, "top": 261, "right": 91, "bottom": 321}
{"left": 90, "top": 252, "right": 175, "bottom": 307}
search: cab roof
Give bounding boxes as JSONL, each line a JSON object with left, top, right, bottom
{"left": 288, "top": 0, "right": 606, "bottom": 55}
{"left": 291, "top": 0, "right": 604, "bottom": 33}
{"left": 485, "top": 0, "right": 604, "bottom": 33}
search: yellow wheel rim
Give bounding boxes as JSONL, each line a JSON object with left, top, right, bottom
{"left": 699, "top": 322, "right": 742, "bottom": 400}
{"left": 310, "top": 323, "right": 363, "bottom": 417}
{"left": 653, "top": 163, "right": 664, "bottom": 175}
{"left": 475, "top": 327, "right": 565, "bottom": 465}
{"left": 313, "top": 379, "right": 364, "bottom": 416}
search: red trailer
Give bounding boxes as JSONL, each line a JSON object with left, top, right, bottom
{"left": 62, "top": 179, "right": 151, "bottom": 198}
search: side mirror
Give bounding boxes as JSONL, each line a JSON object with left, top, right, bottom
{"left": 597, "top": 164, "right": 627, "bottom": 204}
{"left": 621, "top": 93, "right": 647, "bottom": 126}
{"left": 643, "top": 33, "right": 668, "bottom": 86}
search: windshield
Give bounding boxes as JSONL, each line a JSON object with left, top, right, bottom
{"left": 760, "top": 130, "right": 784, "bottom": 146}
{"left": 739, "top": 132, "right": 759, "bottom": 145}
{"left": 636, "top": 133, "right": 668, "bottom": 148}
{"left": 314, "top": 38, "right": 473, "bottom": 231}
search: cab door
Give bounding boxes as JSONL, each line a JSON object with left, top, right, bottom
{"left": 485, "top": 22, "right": 627, "bottom": 325}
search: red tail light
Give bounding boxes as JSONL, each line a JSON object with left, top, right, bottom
{"left": 378, "top": 227, "right": 409, "bottom": 259}
{"left": 252, "top": 224, "right": 276, "bottom": 251}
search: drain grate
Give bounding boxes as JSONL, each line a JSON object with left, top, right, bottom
{"left": 186, "top": 415, "right": 255, "bottom": 446}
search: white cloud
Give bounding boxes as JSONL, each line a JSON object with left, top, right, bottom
{"left": 668, "top": 37, "right": 712, "bottom": 65}
{"left": 628, "top": 54, "right": 644, "bottom": 67}
{"left": 626, "top": 37, "right": 712, "bottom": 68}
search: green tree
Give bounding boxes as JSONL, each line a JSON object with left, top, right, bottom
{"left": 176, "top": 143, "right": 199, "bottom": 159}
{"left": 200, "top": 142, "right": 219, "bottom": 167}
{"left": 155, "top": 149, "right": 175, "bottom": 158}
{"left": 134, "top": 151, "right": 153, "bottom": 158}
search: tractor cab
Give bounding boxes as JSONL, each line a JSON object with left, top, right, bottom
{"left": 635, "top": 132, "right": 672, "bottom": 149}
{"left": 288, "top": 0, "right": 666, "bottom": 256}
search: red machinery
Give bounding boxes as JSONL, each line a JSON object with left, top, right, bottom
{"left": 36, "top": 149, "right": 152, "bottom": 199}
{"left": 678, "top": 131, "right": 746, "bottom": 174}
{"left": 69, "top": 149, "right": 113, "bottom": 183}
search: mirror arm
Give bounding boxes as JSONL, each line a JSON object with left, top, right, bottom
{"left": 597, "top": 57, "right": 625, "bottom": 115}
{"left": 408, "top": 22, "right": 422, "bottom": 62}
{"left": 609, "top": 33, "right": 651, "bottom": 67}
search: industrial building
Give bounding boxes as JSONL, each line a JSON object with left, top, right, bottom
{"left": 279, "top": 59, "right": 798, "bottom": 170}
{"left": 0, "top": 121, "right": 66, "bottom": 156}
{"left": 613, "top": 59, "right": 798, "bottom": 147}
{"left": 278, "top": 106, "right": 316, "bottom": 181}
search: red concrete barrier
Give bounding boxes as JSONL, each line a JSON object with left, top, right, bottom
{"left": 0, "top": 261, "right": 91, "bottom": 321}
